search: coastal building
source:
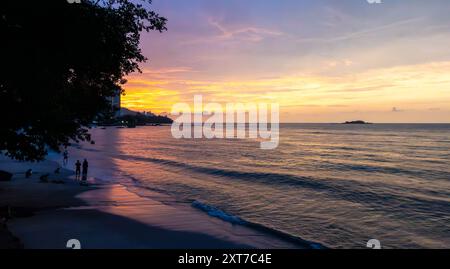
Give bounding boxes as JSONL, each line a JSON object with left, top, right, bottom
{"left": 107, "top": 92, "right": 121, "bottom": 117}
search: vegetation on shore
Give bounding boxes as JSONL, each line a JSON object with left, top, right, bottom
{"left": 100, "top": 112, "right": 173, "bottom": 127}
{"left": 0, "top": 0, "right": 167, "bottom": 161}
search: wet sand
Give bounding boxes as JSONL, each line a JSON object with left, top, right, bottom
{"left": 0, "top": 156, "right": 304, "bottom": 249}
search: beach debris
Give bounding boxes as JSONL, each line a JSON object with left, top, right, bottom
{"left": 0, "top": 170, "right": 13, "bottom": 182}
{"left": 39, "top": 174, "right": 50, "bottom": 183}
{"left": 25, "top": 169, "right": 33, "bottom": 178}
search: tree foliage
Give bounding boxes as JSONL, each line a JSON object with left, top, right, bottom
{"left": 0, "top": 0, "right": 166, "bottom": 161}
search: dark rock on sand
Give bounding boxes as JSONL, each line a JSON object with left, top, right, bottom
{"left": 39, "top": 174, "right": 50, "bottom": 183}
{"left": 25, "top": 169, "right": 33, "bottom": 178}
{"left": 0, "top": 171, "right": 13, "bottom": 182}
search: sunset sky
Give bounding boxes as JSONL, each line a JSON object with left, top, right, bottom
{"left": 122, "top": 0, "right": 450, "bottom": 123}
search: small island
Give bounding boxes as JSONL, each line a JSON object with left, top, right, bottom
{"left": 342, "top": 120, "right": 372, "bottom": 125}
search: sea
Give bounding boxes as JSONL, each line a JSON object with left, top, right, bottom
{"left": 63, "top": 123, "right": 450, "bottom": 249}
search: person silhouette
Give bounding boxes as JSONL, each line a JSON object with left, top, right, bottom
{"left": 75, "top": 160, "right": 81, "bottom": 180}
{"left": 81, "top": 159, "right": 89, "bottom": 183}
{"left": 63, "top": 149, "right": 69, "bottom": 166}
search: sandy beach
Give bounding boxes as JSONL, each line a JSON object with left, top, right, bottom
{"left": 0, "top": 156, "right": 307, "bottom": 249}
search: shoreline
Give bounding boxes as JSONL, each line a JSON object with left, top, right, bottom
{"left": 0, "top": 156, "right": 96, "bottom": 249}
{"left": 0, "top": 156, "right": 311, "bottom": 249}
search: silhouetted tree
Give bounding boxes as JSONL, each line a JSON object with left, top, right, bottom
{"left": 0, "top": 0, "right": 166, "bottom": 161}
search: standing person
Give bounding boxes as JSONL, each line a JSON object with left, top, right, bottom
{"left": 63, "top": 148, "right": 69, "bottom": 166}
{"left": 81, "top": 159, "right": 89, "bottom": 184}
{"left": 75, "top": 160, "right": 82, "bottom": 181}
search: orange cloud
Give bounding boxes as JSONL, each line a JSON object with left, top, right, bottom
{"left": 123, "top": 61, "right": 450, "bottom": 122}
